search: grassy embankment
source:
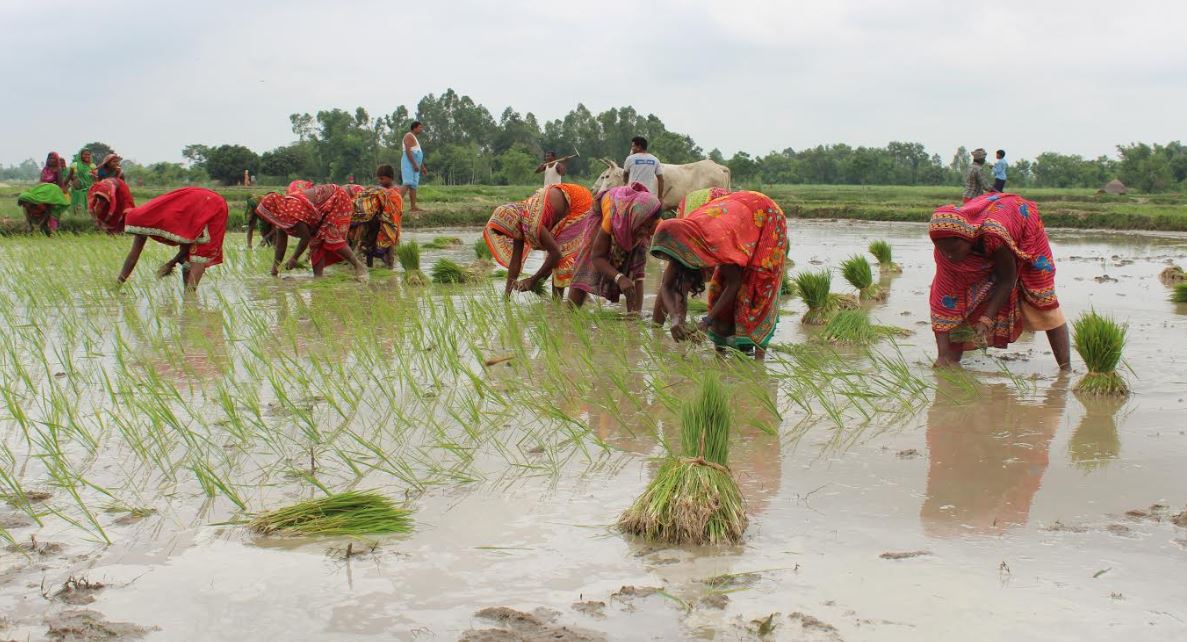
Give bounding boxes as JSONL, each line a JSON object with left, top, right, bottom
{"left": 2, "top": 183, "right": 1185, "bottom": 234}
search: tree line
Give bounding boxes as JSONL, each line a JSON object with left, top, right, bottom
{"left": 3, "top": 89, "right": 1185, "bottom": 193}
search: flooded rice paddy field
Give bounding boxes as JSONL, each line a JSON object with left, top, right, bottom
{"left": 0, "top": 219, "right": 1185, "bottom": 641}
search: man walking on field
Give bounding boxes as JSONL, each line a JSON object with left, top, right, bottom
{"left": 401, "top": 121, "right": 426, "bottom": 212}
{"left": 992, "top": 149, "right": 1008, "bottom": 192}
{"left": 536, "top": 151, "right": 566, "bottom": 186}
{"left": 622, "top": 137, "right": 664, "bottom": 200}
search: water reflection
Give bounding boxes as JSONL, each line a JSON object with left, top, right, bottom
{"left": 921, "top": 380, "right": 1068, "bottom": 536}
{"left": 1067, "top": 395, "right": 1127, "bottom": 472}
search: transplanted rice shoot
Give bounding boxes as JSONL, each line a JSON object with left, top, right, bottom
{"left": 468, "top": 238, "right": 495, "bottom": 277}
{"left": 794, "top": 270, "right": 834, "bottom": 325}
{"left": 780, "top": 266, "right": 797, "bottom": 297}
{"left": 424, "top": 236, "right": 463, "bottom": 249}
{"left": 396, "top": 242, "right": 427, "bottom": 286}
{"left": 868, "top": 240, "right": 901, "bottom": 273}
{"left": 474, "top": 237, "right": 492, "bottom": 260}
{"left": 618, "top": 375, "right": 747, "bottom": 545}
{"left": 1173, "top": 283, "right": 1187, "bottom": 303}
{"left": 249, "top": 490, "right": 413, "bottom": 537}
{"left": 431, "top": 258, "right": 469, "bottom": 284}
{"left": 840, "top": 255, "right": 883, "bottom": 301}
{"left": 1072, "top": 311, "right": 1128, "bottom": 396}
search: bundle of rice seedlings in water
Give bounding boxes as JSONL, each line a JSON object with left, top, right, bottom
{"left": 1159, "top": 264, "right": 1186, "bottom": 285}
{"left": 249, "top": 490, "right": 412, "bottom": 537}
{"left": 1173, "top": 283, "right": 1187, "bottom": 303}
{"left": 424, "top": 235, "right": 463, "bottom": 249}
{"left": 840, "top": 255, "right": 884, "bottom": 301}
{"left": 1072, "top": 310, "right": 1128, "bottom": 396}
{"left": 821, "top": 309, "right": 880, "bottom": 345}
{"left": 868, "top": 240, "right": 901, "bottom": 273}
{"left": 396, "top": 242, "right": 427, "bottom": 286}
{"left": 780, "top": 266, "right": 797, "bottom": 297}
{"left": 431, "top": 258, "right": 470, "bottom": 284}
{"left": 794, "top": 269, "right": 834, "bottom": 325}
{"left": 474, "top": 237, "right": 493, "bottom": 261}
{"left": 468, "top": 237, "right": 495, "bottom": 277}
{"left": 618, "top": 376, "right": 747, "bottom": 545}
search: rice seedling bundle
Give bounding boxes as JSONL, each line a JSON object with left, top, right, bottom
{"left": 248, "top": 490, "right": 413, "bottom": 537}
{"left": 1159, "top": 264, "right": 1186, "bottom": 285}
{"left": 1172, "top": 283, "right": 1187, "bottom": 303}
{"left": 396, "top": 242, "right": 427, "bottom": 286}
{"left": 868, "top": 240, "right": 901, "bottom": 273}
{"left": 431, "top": 258, "right": 470, "bottom": 284}
{"left": 529, "top": 278, "right": 548, "bottom": 296}
{"left": 1071, "top": 310, "right": 1128, "bottom": 396}
{"left": 424, "top": 236, "right": 463, "bottom": 249}
{"left": 618, "top": 376, "right": 747, "bottom": 545}
{"left": 840, "top": 255, "right": 884, "bottom": 301}
{"left": 794, "top": 270, "right": 834, "bottom": 325}
{"left": 474, "top": 237, "right": 493, "bottom": 261}
{"left": 821, "top": 309, "right": 879, "bottom": 345}
{"left": 780, "top": 266, "right": 797, "bottom": 297}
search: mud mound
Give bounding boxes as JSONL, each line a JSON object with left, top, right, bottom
{"left": 45, "top": 610, "right": 157, "bottom": 641}
{"left": 461, "top": 607, "right": 605, "bottom": 642}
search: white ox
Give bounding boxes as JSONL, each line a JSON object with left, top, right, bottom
{"left": 590, "top": 158, "right": 731, "bottom": 211}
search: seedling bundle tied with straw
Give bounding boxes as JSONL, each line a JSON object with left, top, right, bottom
{"left": 618, "top": 375, "right": 747, "bottom": 545}
{"left": 868, "top": 240, "right": 901, "bottom": 273}
{"left": 841, "top": 255, "right": 884, "bottom": 302}
{"left": 396, "top": 242, "right": 427, "bottom": 286}
{"left": 1072, "top": 310, "right": 1129, "bottom": 396}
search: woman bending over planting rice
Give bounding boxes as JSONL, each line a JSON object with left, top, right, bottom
{"left": 255, "top": 183, "right": 368, "bottom": 279}
{"left": 88, "top": 177, "right": 136, "bottom": 234}
{"left": 117, "top": 187, "right": 228, "bottom": 291}
{"left": 567, "top": 183, "right": 662, "bottom": 314}
{"left": 651, "top": 190, "right": 789, "bottom": 358}
{"left": 347, "top": 164, "right": 404, "bottom": 268}
{"left": 929, "top": 193, "right": 1070, "bottom": 370}
{"left": 483, "top": 183, "right": 596, "bottom": 298}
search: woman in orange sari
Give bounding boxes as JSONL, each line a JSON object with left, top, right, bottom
{"left": 651, "top": 191, "right": 789, "bottom": 358}
{"left": 929, "top": 193, "right": 1070, "bottom": 370}
{"left": 348, "top": 164, "right": 404, "bottom": 268}
{"left": 256, "top": 183, "right": 367, "bottom": 279}
{"left": 483, "top": 183, "right": 596, "bottom": 297}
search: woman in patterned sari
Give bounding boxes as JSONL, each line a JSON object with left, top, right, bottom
{"left": 676, "top": 187, "right": 730, "bottom": 219}
{"left": 567, "top": 183, "right": 661, "bottom": 314}
{"left": 929, "top": 193, "right": 1070, "bottom": 370}
{"left": 348, "top": 164, "right": 403, "bottom": 268}
{"left": 256, "top": 183, "right": 368, "bottom": 279}
{"left": 483, "top": 183, "right": 596, "bottom": 298}
{"left": 650, "top": 191, "right": 788, "bottom": 358}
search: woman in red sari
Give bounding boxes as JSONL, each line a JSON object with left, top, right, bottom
{"left": 650, "top": 191, "right": 789, "bottom": 358}
{"left": 929, "top": 193, "right": 1070, "bottom": 370}
{"left": 567, "top": 183, "right": 662, "bottom": 314}
{"left": 87, "top": 177, "right": 136, "bottom": 234}
{"left": 256, "top": 183, "right": 367, "bottom": 279}
{"left": 117, "top": 188, "right": 228, "bottom": 291}
{"left": 483, "top": 183, "right": 596, "bottom": 298}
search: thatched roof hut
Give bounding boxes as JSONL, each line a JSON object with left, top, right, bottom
{"left": 1101, "top": 179, "right": 1127, "bottom": 195}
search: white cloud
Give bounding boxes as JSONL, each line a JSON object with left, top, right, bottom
{"left": 1, "top": 0, "right": 1183, "bottom": 165}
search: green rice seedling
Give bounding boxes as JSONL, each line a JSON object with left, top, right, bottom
{"left": 840, "top": 255, "right": 884, "bottom": 301}
{"left": 431, "top": 259, "right": 470, "bottom": 284}
{"left": 249, "top": 490, "right": 413, "bottom": 537}
{"left": 794, "top": 270, "right": 834, "bottom": 325}
{"left": 779, "top": 266, "right": 797, "bottom": 297}
{"left": 618, "top": 375, "right": 747, "bottom": 545}
{"left": 687, "top": 298, "right": 709, "bottom": 314}
{"left": 868, "top": 240, "right": 901, "bottom": 273}
{"left": 529, "top": 278, "right": 548, "bottom": 296}
{"left": 821, "top": 309, "right": 880, "bottom": 345}
{"left": 423, "top": 236, "right": 463, "bottom": 249}
{"left": 1072, "top": 310, "right": 1128, "bottom": 396}
{"left": 1172, "top": 283, "right": 1187, "bottom": 303}
{"left": 396, "top": 242, "right": 427, "bottom": 286}
{"left": 474, "top": 237, "right": 492, "bottom": 260}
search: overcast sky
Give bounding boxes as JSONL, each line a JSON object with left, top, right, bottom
{"left": 2, "top": 0, "right": 1183, "bottom": 166}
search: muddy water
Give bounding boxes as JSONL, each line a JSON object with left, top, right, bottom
{"left": 3, "top": 220, "right": 1187, "bottom": 641}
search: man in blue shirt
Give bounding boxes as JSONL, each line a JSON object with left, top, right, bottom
{"left": 992, "top": 149, "right": 1008, "bottom": 192}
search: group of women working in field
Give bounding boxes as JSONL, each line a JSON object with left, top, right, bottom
{"left": 14, "top": 149, "right": 1071, "bottom": 369}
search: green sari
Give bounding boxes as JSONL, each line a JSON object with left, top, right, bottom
{"left": 70, "top": 154, "right": 97, "bottom": 214}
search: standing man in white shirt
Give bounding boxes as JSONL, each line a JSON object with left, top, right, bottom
{"left": 535, "top": 151, "right": 566, "bottom": 186}
{"left": 622, "top": 136, "right": 664, "bottom": 199}
{"left": 400, "top": 121, "right": 426, "bottom": 212}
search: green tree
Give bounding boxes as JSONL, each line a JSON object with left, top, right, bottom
{"left": 204, "top": 144, "right": 260, "bottom": 185}
{"left": 495, "top": 144, "right": 537, "bottom": 185}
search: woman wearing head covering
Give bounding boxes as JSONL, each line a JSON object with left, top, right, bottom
{"left": 87, "top": 177, "right": 136, "bottom": 234}
{"left": 651, "top": 191, "right": 789, "bottom": 357}
{"left": 117, "top": 187, "right": 229, "bottom": 291}
{"left": 348, "top": 164, "right": 404, "bottom": 268}
{"left": 567, "top": 183, "right": 662, "bottom": 314}
{"left": 17, "top": 183, "right": 71, "bottom": 235}
{"left": 483, "top": 183, "right": 596, "bottom": 297}
{"left": 929, "top": 193, "right": 1070, "bottom": 370}
{"left": 97, "top": 154, "right": 124, "bottom": 180}
{"left": 68, "top": 149, "right": 98, "bottom": 216}
{"left": 255, "top": 183, "right": 368, "bottom": 279}
{"left": 40, "top": 152, "right": 66, "bottom": 188}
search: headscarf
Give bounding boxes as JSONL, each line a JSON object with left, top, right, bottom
{"left": 97, "top": 153, "right": 122, "bottom": 180}
{"left": 40, "top": 152, "right": 62, "bottom": 183}
{"left": 287, "top": 179, "right": 314, "bottom": 194}
{"left": 568, "top": 183, "right": 662, "bottom": 302}
{"left": 87, "top": 177, "right": 136, "bottom": 234}
{"left": 603, "top": 183, "right": 662, "bottom": 252}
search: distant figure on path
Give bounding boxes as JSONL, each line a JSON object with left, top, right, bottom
{"left": 622, "top": 137, "right": 664, "bottom": 199}
{"left": 992, "top": 149, "right": 1008, "bottom": 192}
{"left": 118, "top": 187, "right": 229, "bottom": 291}
{"left": 567, "top": 183, "right": 662, "bottom": 315}
{"left": 68, "top": 149, "right": 98, "bottom": 216}
{"left": 929, "top": 193, "right": 1070, "bottom": 370}
{"left": 401, "top": 121, "right": 426, "bottom": 212}
{"left": 963, "top": 148, "right": 993, "bottom": 202}
{"left": 536, "top": 151, "right": 566, "bottom": 186}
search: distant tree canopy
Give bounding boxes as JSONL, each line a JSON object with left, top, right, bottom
{"left": 3, "top": 89, "right": 1185, "bottom": 191}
